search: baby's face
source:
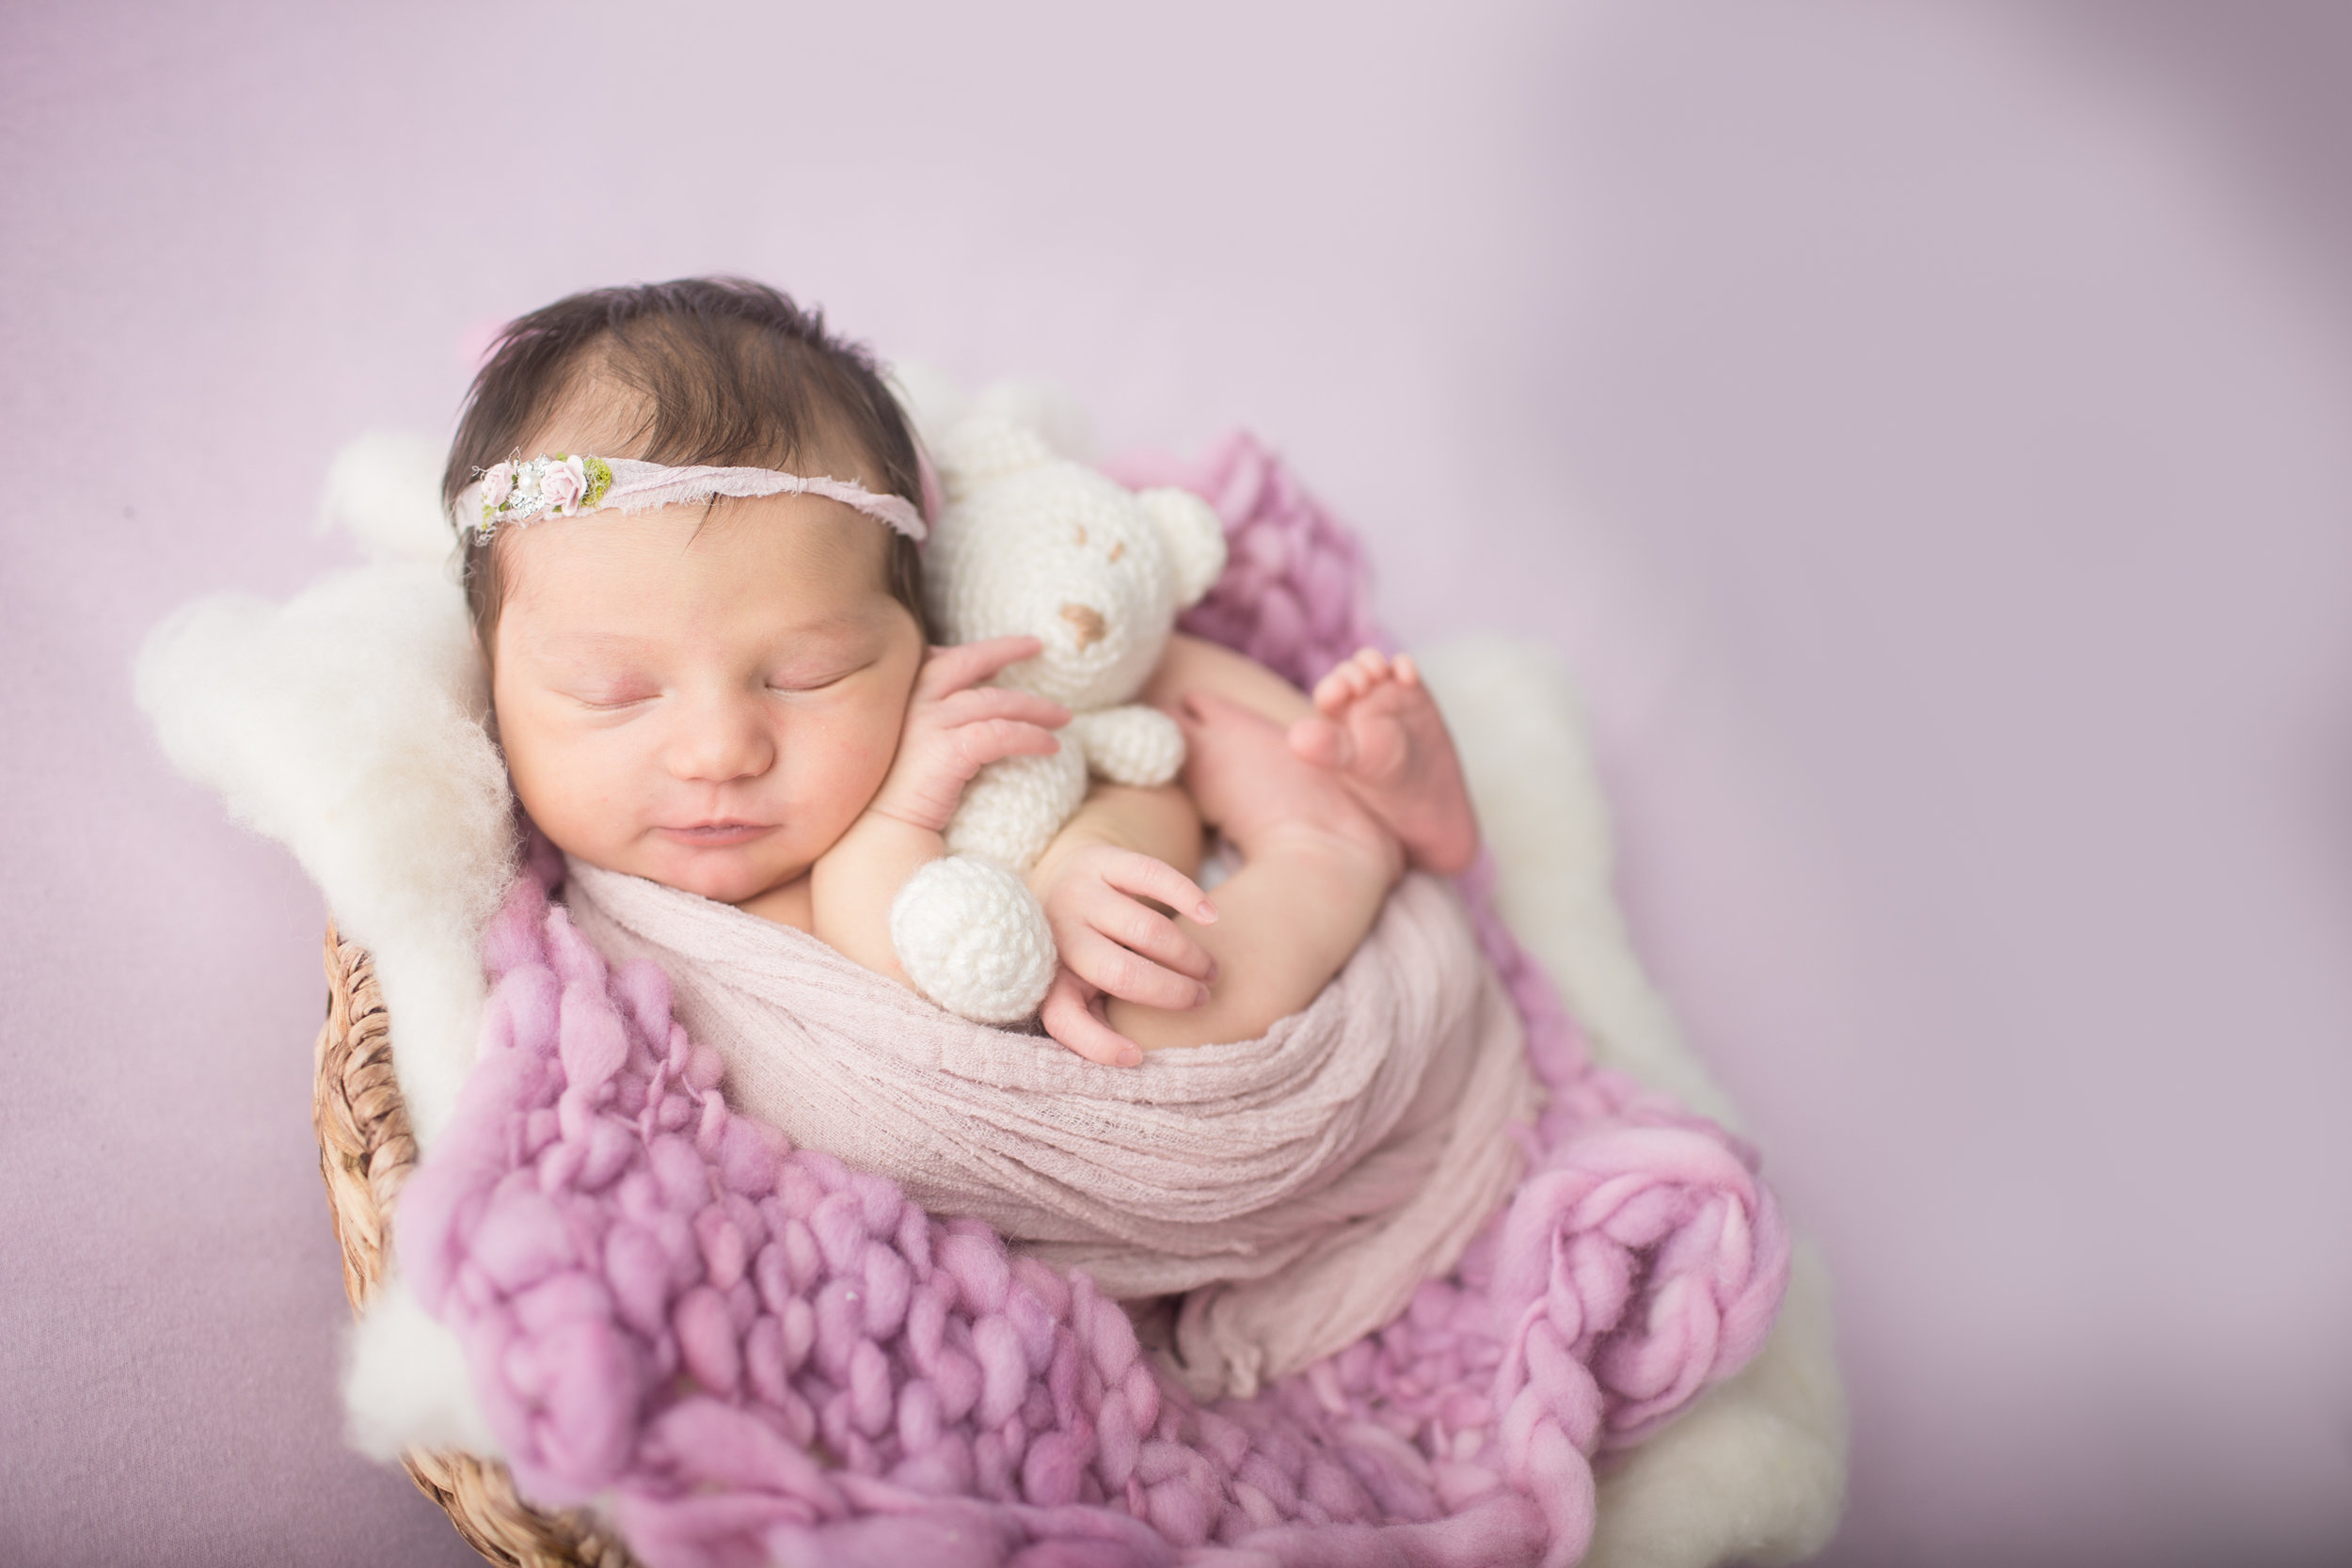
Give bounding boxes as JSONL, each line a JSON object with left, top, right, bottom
{"left": 492, "top": 496, "right": 923, "bottom": 905}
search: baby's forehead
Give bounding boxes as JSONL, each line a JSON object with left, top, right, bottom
{"left": 499, "top": 490, "right": 897, "bottom": 609}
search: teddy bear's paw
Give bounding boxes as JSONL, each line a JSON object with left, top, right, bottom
{"left": 890, "top": 855, "right": 1058, "bottom": 1024}
{"left": 1068, "top": 705, "right": 1184, "bottom": 788}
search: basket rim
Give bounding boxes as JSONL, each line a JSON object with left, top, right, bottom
{"left": 314, "top": 923, "right": 637, "bottom": 1568}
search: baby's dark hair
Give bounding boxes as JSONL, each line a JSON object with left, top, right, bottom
{"left": 444, "top": 277, "right": 928, "bottom": 654}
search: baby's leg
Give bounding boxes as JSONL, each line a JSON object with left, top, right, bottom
{"left": 1105, "top": 692, "right": 1402, "bottom": 1051}
{"left": 1144, "top": 635, "right": 1480, "bottom": 877}
{"left": 1141, "top": 632, "right": 1319, "bottom": 727}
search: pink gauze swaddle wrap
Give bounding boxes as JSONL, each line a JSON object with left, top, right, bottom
{"left": 396, "top": 432, "right": 1793, "bottom": 1568}
{"left": 566, "top": 861, "right": 1539, "bottom": 1402}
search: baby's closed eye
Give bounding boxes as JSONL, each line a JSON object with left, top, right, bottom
{"left": 567, "top": 680, "right": 662, "bottom": 711}
{"left": 766, "top": 657, "right": 873, "bottom": 694}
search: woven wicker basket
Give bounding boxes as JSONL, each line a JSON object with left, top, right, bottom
{"left": 313, "top": 926, "right": 639, "bottom": 1568}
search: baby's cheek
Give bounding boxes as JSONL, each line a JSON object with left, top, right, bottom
{"left": 822, "top": 692, "right": 914, "bottom": 815}
{"left": 501, "top": 717, "right": 624, "bottom": 858}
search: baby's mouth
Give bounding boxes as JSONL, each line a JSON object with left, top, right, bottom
{"left": 657, "top": 820, "right": 775, "bottom": 847}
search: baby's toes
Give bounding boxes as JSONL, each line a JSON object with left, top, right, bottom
{"left": 1315, "top": 650, "right": 1387, "bottom": 714}
{"left": 1345, "top": 670, "right": 1421, "bottom": 727}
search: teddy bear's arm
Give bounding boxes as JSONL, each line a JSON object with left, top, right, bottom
{"left": 1065, "top": 705, "right": 1185, "bottom": 788}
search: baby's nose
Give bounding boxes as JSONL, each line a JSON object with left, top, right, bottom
{"left": 1057, "top": 602, "right": 1106, "bottom": 650}
{"left": 666, "top": 699, "right": 774, "bottom": 782}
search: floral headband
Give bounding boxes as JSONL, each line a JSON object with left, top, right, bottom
{"left": 453, "top": 453, "right": 929, "bottom": 544}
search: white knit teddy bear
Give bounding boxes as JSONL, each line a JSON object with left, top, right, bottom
{"left": 887, "top": 405, "right": 1228, "bottom": 1024}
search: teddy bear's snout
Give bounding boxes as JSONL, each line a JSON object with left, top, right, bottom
{"left": 1057, "top": 602, "right": 1107, "bottom": 650}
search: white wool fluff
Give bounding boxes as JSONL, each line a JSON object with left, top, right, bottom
{"left": 144, "top": 434, "right": 1844, "bottom": 1567}
{"left": 342, "top": 1274, "right": 502, "bottom": 1463}
{"left": 317, "top": 431, "right": 455, "bottom": 565}
{"left": 886, "top": 399, "right": 1227, "bottom": 1022}
{"left": 135, "top": 461, "right": 514, "bottom": 1149}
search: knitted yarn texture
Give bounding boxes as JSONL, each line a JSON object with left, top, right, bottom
{"left": 397, "top": 435, "right": 1790, "bottom": 1568}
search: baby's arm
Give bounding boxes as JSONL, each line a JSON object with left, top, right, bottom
{"left": 808, "top": 637, "right": 1069, "bottom": 985}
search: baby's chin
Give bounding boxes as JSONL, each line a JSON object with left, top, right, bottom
{"left": 606, "top": 842, "right": 806, "bottom": 906}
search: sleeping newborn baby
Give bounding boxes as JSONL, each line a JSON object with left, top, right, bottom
{"left": 456, "top": 277, "right": 1480, "bottom": 1065}
{"left": 451, "top": 278, "right": 1534, "bottom": 1392}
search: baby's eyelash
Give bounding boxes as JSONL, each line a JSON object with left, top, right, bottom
{"left": 572, "top": 689, "right": 660, "bottom": 711}
{"left": 768, "top": 672, "right": 851, "bottom": 694}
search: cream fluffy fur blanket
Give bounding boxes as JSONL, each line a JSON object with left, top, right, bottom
{"left": 135, "top": 429, "right": 1846, "bottom": 1567}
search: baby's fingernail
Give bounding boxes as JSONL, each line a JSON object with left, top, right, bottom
{"left": 1194, "top": 984, "right": 1213, "bottom": 1008}
{"left": 1205, "top": 958, "right": 1220, "bottom": 983}
{"left": 1119, "top": 1047, "right": 1142, "bottom": 1068}
{"left": 1195, "top": 900, "right": 1218, "bottom": 923}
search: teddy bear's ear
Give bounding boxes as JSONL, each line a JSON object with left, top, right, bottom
{"left": 932, "top": 412, "right": 1057, "bottom": 493}
{"left": 1139, "top": 488, "right": 1228, "bottom": 610}
{"left": 969, "top": 381, "right": 1095, "bottom": 462}
{"left": 885, "top": 359, "right": 968, "bottom": 457}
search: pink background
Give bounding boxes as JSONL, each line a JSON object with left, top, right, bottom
{"left": 4, "top": 3, "right": 2348, "bottom": 1564}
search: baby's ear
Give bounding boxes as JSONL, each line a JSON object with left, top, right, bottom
{"left": 1138, "top": 488, "right": 1227, "bottom": 609}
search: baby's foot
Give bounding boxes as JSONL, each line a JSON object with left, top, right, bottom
{"left": 1289, "top": 649, "right": 1480, "bottom": 877}
{"left": 1177, "top": 690, "right": 1404, "bottom": 889}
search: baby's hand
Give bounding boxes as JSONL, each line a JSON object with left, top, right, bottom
{"left": 866, "top": 637, "right": 1070, "bottom": 833}
{"left": 1035, "top": 846, "right": 1218, "bottom": 1067}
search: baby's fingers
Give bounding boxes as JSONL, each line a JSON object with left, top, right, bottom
{"left": 1077, "top": 882, "right": 1217, "bottom": 986}
{"left": 1097, "top": 848, "right": 1217, "bottom": 927}
{"left": 1040, "top": 969, "right": 1142, "bottom": 1068}
{"left": 1060, "top": 927, "right": 1213, "bottom": 1012}
{"left": 936, "top": 685, "right": 1070, "bottom": 733}
{"left": 919, "top": 636, "right": 1045, "bottom": 698}
{"left": 947, "top": 719, "right": 1062, "bottom": 774}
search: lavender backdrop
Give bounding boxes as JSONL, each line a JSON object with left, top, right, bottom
{"left": 4, "top": 3, "right": 2347, "bottom": 1565}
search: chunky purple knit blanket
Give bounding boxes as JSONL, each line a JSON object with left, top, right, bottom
{"left": 397, "top": 436, "right": 1790, "bottom": 1568}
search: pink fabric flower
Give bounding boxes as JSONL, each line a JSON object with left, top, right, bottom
{"left": 479, "top": 462, "right": 515, "bottom": 512}
{"left": 539, "top": 455, "right": 589, "bottom": 515}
